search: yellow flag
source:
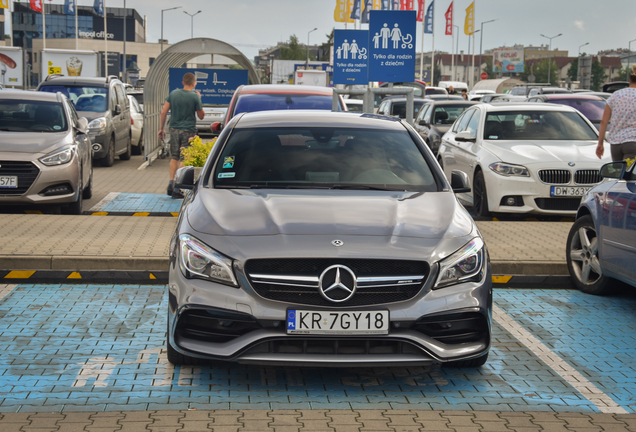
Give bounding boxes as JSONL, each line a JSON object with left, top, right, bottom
{"left": 464, "top": 2, "right": 474, "bottom": 35}
{"left": 334, "top": 0, "right": 355, "bottom": 23}
{"left": 374, "top": 0, "right": 382, "bottom": 9}
{"left": 0, "top": 0, "right": 8, "bottom": 9}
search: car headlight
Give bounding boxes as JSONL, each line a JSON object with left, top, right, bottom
{"left": 435, "top": 238, "right": 486, "bottom": 289}
{"left": 489, "top": 162, "right": 530, "bottom": 177}
{"left": 39, "top": 146, "right": 75, "bottom": 166}
{"left": 88, "top": 117, "right": 107, "bottom": 131}
{"left": 179, "top": 234, "right": 238, "bottom": 287}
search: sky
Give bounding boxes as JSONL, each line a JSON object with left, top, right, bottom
{"left": 11, "top": 0, "right": 636, "bottom": 62}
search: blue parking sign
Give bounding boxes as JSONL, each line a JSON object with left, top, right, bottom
{"left": 368, "top": 10, "right": 416, "bottom": 83}
{"left": 169, "top": 68, "right": 248, "bottom": 105}
{"left": 333, "top": 30, "right": 369, "bottom": 85}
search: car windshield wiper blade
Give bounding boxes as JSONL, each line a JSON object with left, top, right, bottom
{"left": 329, "top": 184, "right": 408, "bottom": 191}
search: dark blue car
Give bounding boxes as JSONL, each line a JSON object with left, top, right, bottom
{"left": 567, "top": 160, "right": 636, "bottom": 294}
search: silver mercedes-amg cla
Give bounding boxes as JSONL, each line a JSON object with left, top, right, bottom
{"left": 168, "top": 110, "right": 491, "bottom": 368}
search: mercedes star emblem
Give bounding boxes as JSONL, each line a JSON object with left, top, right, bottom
{"left": 331, "top": 239, "right": 344, "bottom": 247}
{"left": 319, "top": 265, "right": 357, "bottom": 303}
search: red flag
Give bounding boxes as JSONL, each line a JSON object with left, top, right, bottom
{"left": 400, "top": 0, "right": 407, "bottom": 9}
{"left": 416, "top": 0, "right": 424, "bottom": 21}
{"left": 406, "top": 0, "right": 414, "bottom": 9}
{"left": 445, "top": 1, "right": 453, "bottom": 35}
{"left": 30, "top": 0, "right": 42, "bottom": 11}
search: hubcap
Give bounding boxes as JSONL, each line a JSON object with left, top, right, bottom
{"left": 569, "top": 226, "right": 602, "bottom": 285}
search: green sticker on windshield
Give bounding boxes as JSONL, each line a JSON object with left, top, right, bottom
{"left": 223, "top": 156, "right": 235, "bottom": 169}
{"left": 218, "top": 172, "right": 235, "bottom": 178}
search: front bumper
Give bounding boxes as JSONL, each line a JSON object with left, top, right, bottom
{"left": 168, "top": 255, "right": 492, "bottom": 366}
{"left": 87, "top": 131, "right": 108, "bottom": 158}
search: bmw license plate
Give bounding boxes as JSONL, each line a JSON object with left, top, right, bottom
{"left": 550, "top": 186, "right": 591, "bottom": 197}
{"left": 286, "top": 310, "right": 389, "bottom": 335}
{"left": 0, "top": 176, "right": 17, "bottom": 188}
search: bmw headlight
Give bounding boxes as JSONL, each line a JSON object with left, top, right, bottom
{"left": 39, "top": 146, "right": 75, "bottom": 166}
{"left": 435, "top": 238, "right": 486, "bottom": 289}
{"left": 88, "top": 117, "right": 107, "bottom": 132}
{"left": 489, "top": 162, "right": 529, "bottom": 177}
{"left": 179, "top": 234, "right": 238, "bottom": 287}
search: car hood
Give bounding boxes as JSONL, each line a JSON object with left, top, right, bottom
{"left": 482, "top": 139, "right": 609, "bottom": 165}
{"left": 432, "top": 125, "right": 451, "bottom": 134}
{"left": 0, "top": 131, "right": 71, "bottom": 154}
{"left": 187, "top": 188, "right": 474, "bottom": 239}
{"left": 77, "top": 111, "right": 107, "bottom": 122}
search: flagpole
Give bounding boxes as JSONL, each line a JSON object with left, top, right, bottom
{"left": 470, "top": 3, "right": 475, "bottom": 89}
{"left": 75, "top": 0, "right": 78, "bottom": 50}
{"left": 419, "top": 21, "right": 424, "bottom": 81}
{"left": 42, "top": 0, "right": 46, "bottom": 49}
{"left": 104, "top": 0, "right": 108, "bottom": 77}
{"left": 451, "top": 4, "right": 454, "bottom": 83}
{"left": 430, "top": 2, "right": 434, "bottom": 86}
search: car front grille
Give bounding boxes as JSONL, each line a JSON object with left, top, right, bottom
{"left": 535, "top": 197, "right": 581, "bottom": 211}
{"left": 574, "top": 169, "right": 601, "bottom": 185}
{"left": 242, "top": 338, "right": 425, "bottom": 356}
{"left": 0, "top": 161, "right": 40, "bottom": 196}
{"left": 245, "top": 258, "right": 429, "bottom": 307}
{"left": 538, "top": 169, "right": 571, "bottom": 184}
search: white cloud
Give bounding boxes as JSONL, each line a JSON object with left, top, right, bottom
{"left": 575, "top": 20, "right": 585, "bottom": 30}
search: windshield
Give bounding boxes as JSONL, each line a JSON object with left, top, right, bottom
{"left": 549, "top": 99, "right": 605, "bottom": 122}
{"left": 432, "top": 105, "right": 472, "bottom": 125}
{"left": 426, "top": 88, "right": 447, "bottom": 95}
{"left": 234, "top": 93, "right": 337, "bottom": 115}
{"left": 390, "top": 101, "right": 425, "bottom": 118}
{"left": 484, "top": 110, "right": 598, "bottom": 140}
{"left": 214, "top": 127, "right": 438, "bottom": 191}
{"left": 0, "top": 100, "right": 67, "bottom": 132}
{"left": 39, "top": 85, "right": 108, "bottom": 112}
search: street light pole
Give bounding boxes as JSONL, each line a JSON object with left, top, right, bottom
{"left": 577, "top": 42, "right": 589, "bottom": 84}
{"left": 184, "top": 10, "right": 202, "bottom": 40}
{"left": 629, "top": 38, "right": 636, "bottom": 72}
{"left": 306, "top": 28, "right": 318, "bottom": 68}
{"left": 453, "top": 25, "right": 459, "bottom": 80}
{"left": 161, "top": 6, "right": 181, "bottom": 53}
{"left": 479, "top": 19, "right": 497, "bottom": 81}
{"left": 540, "top": 33, "right": 562, "bottom": 85}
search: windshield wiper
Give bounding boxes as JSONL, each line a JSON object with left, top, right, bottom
{"left": 330, "top": 184, "right": 408, "bottom": 191}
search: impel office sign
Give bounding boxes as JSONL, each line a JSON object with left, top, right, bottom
{"left": 368, "top": 10, "right": 416, "bottom": 83}
{"left": 333, "top": 30, "right": 369, "bottom": 85}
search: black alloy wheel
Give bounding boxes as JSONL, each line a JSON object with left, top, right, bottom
{"left": 82, "top": 165, "right": 93, "bottom": 199}
{"left": 473, "top": 170, "right": 490, "bottom": 217}
{"left": 100, "top": 137, "right": 115, "bottom": 167}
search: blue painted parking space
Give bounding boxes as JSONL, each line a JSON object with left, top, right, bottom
{"left": 88, "top": 193, "right": 182, "bottom": 215}
{"left": 0, "top": 285, "right": 634, "bottom": 413}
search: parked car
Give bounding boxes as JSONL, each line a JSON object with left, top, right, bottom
{"left": 525, "top": 94, "right": 606, "bottom": 130}
{"left": 127, "top": 95, "right": 144, "bottom": 155}
{"left": 0, "top": 89, "right": 92, "bottom": 214}
{"left": 602, "top": 82, "right": 629, "bottom": 93}
{"left": 509, "top": 84, "right": 570, "bottom": 97}
{"left": 424, "top": 94, "right": 465, "bottom": 101}
{"left": 527, "top": 87, "right": 572, "bottom": 97}
{"left": 38, "top": 76, "right": 132, "bottom": 167}
{"left": 211, "top": 84, "right": 346, "bottom": 134}
{"left": 168, "top": 110, "right": 492, "bottom": 368}
{"left": 344, "top": 98, "right": 364, "bottom": 112}
{"left": 198, "top": 106, "right": 227, "bottom": 136}
{"left": 566, "top": 160, "right": 636, "bottom": 295}
{"left": 376, "top": 96, "right": 427, "bottom": 120}
{"left": 414, "top": 100, "right": 479, "bottom": 155}
{"left": 438, "top": 103, "right": 611, "bottom": 216}
{"left": 126, "top": 87, "right": 144, "bottom": 111}
{"left": 468, "top": 90, "right": 496, "bottom": 101}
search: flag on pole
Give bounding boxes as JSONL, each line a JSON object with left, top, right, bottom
{"left": 445, "top": 2, "right": 453, "bottom": 35}
{"left": 374, "top": 0, "right": 382, "bottom": 9}
{"left": 361, "top": 0, "right": 373, "bottom": 23}
{"left": 399, "top": 0, "right": 407, "bottom": 9}
{"left": 350, "top": 0, "right": 361, "bottom": 20}
{"left": 334, "top": 0, "right": 355, "bottom": 23}
{"left": 424, "top": 1, "right": 434, "bottom": 34}
{"left": 391, "top": 0, "right": 399, "bottom": 9}
{"left": 381, "top": 0, "right": 390, "bottom": 9}
{"left": 64, "top": 0, "right": 75, "bottom": 15}
{"left": 403, "top": 0, "right": 414, "bottom": 9}
{"left": 464, "top": 1, "right": 474, "bottom": 35}
{"left": 30, "top": 0, "right": 42, "bottom": 12}
{"left": 0, "top": 0, "right": 9, "bottom": 10}
{"left": 416, "top": 0, "right": 424, "bottom": 21}
{"left": 94, "top": 0, "right": 104, "bottom": 16}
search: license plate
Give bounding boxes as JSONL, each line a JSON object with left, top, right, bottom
{"left": 550, "top": 186, "right": 591, "bottom": 197}
{"left": 0, "top": 176, "right": 17, "bottom": 188}
{"left": 287, "top": 310, "right": 389, "bottom": 335}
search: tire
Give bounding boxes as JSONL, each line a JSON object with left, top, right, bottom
{"left": 566, "top": 215, "right": 613, "bottom": 295}
{"left": 99, "top": 137, "right": 115, "bottom": 167}
{"left": 63, "top": 190, "right": 83, "bottom": 215}
{"left": 82, "top": 166, "right": 93, "bottom": 199}
{"left": 473, "top": 170, "right": 490, "bottom": 217}
{"left": 119, "top": 134, "right": 132, "bottom": 160}
{"left": 445, "top": 353, "right": 489, "bottom": 368}
{"left": 131, "top": 128, "right": 143, "bottom": 155}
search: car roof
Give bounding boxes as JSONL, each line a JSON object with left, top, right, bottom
{"left": 0, "top": 89, "right": 62, "bottom": 102}
{"left": 39, "top": 76, "right": 113, "bottom": 87}
{"left": 238, "top": 84, "right": 334, "bottom": 95}
{"left": 539, "top": 94, "right": 605, "bottom": 101}
{"left": 482, "top": 102, "right": 579, "bottom": 113}
{"left": 380, "top": 95, "right": 426, "bottom": 102}
{"left": 233, "top": 110, "right": 406, "bottom": 130}
{"left": 428, "top": 100, "right": 480, "bottom": 106}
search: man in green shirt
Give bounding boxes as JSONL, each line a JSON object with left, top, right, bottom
{"left": 158, "top": 72, "right": 205, "bottom": 197}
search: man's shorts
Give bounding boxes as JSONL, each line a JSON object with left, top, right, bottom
{"left": 169, "top": 128, "right": 196, "bottom": 161}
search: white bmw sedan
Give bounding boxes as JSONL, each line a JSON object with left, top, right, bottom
{"left": 438, "top": 103, "right": 611, "bottom": 216}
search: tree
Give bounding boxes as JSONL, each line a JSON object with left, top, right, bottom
{"left": 481, "top": 57, "right": 497, "bottom": 79}
{"left": 279, "top": 35, "right": 307, "bottom": 61}
{"left": 567, "top": 58, "right": 578, "bottom": 83}
{"left": 520, "top": 59, "right": 558, "bottom": 84}
{"left": 433, "top": 65, "right": 441, "bottom": 86}
{"left": 591, "top": 60, "right": 607, "bottom": 91}
{"left": 320, "top": 29, "right": 334, "bottom": 62}
{"left": 616, "top": 66, "right": 631, "bottom": 81}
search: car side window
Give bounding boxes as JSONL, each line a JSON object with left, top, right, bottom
{"left": 377, "top": 102, "right": 386, "bottom": 115}
{"left": 466, "top": 110, "right": 481, "bottom": 138}
{"left": 115, "top": 85, "right": 127, "bottom": 109}
{"left": 456, "top": 110, "right": 475, "bottom": 132}
{"left": 64, "top": 100, "right": 78, "bottom": 128}
{"left": 452, "top": 111, "right": 467, "bottom": 133}
{"left": 109, "top": 88, "right": 118, "bottom": 113}
{"left": 418, "top": 104, "right": 431, "bottom": 123}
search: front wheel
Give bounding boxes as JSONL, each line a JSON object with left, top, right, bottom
{"left": 473, "top": 170, "right": 490, "bottom": 217}
{"left": 119, "top": 134, "right": 131, "bottom": 160}
{"left": 99, "top": 137, "right": 115, "bottom": 167}
{"left": 566, "top": 215, "right": 613, "bottom": 295}
{"left": 82, "top": 166, "right": 93, "bottom": 199}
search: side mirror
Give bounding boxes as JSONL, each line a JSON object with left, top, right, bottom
{"left": 77, "top": 117, "right": 88, "bottom": 134}
{"left": 599, "top": 161, "right": 626, "bottom": 180}
{"left": 450, "top": 170, "right": 471, "bottom": 193}
{"left": 174, "top": 166, "right": 196, "bottom": 190}
{"left": 211, "top": 122, "right": 222, "bottom": 133}
{"left": 113, "top": 104, "right": 122, "bottom": 116}
{"left": 418, "top": 119, "right": 428, "bottom": 126}
{"left": 455, "top": 130, "right": 476, "bottom": 142}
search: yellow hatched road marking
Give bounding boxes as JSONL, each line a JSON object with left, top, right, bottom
{"left": 67, "top": 272, "right": 82, "bottom": 279}
{"left": 133, "top": 212, "right": 150, "bottom": 217}
{"left": 92, "top": 212, "right": 109, "bottom": 216}
{"left": 492, "top": 275, "right": 512, "bottom": 283}
{"left": 4, "top": 270, "right": 36, "bottom": 279}
{"left": 149, "top": 273, "right": 157, "bottom": 280}
{"left": 171, "top": 213, "right": 179, "bottom": 217}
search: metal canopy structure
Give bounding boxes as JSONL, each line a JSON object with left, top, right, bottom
{"left": 143, "top": 38, "right": 260, "bottom": 161}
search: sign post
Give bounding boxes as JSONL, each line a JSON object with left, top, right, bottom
{"left": 368, "top": 10, "right": 416, "bottom": 83}
{"left": 333, "top": 30, "right": 369, "bottom": 85}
